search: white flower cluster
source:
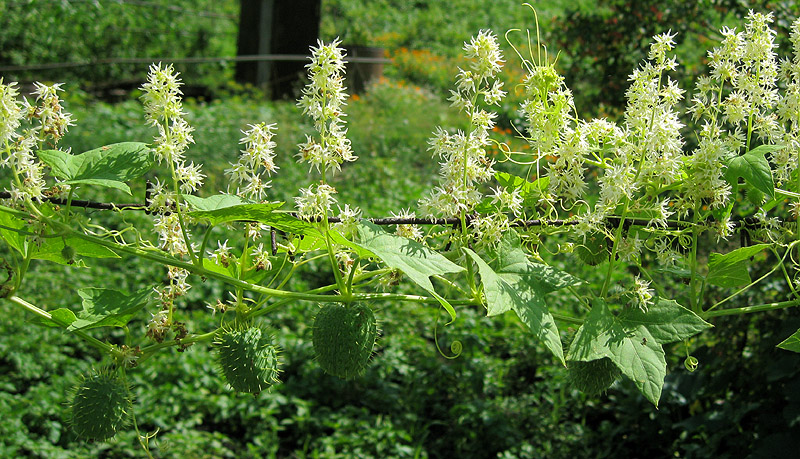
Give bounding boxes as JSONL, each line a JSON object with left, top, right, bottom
{"left": 140, "top": 64, "right": 207, "bottom": 329}
{"left": 297, "top": 39, "right": 355, "bottom": 175}
{"left": 520, "top": 63, "right": 575, "bottom": 154}
{"left": 420, "top": 30, "right": 506, "bottom": 217}
{"left": 294, "top": 40, "right": 362, "bottom": 226}
{"left": 0, "top": 81, "right": 73, "bottom": 203}
{"left": 588, "top": 32, "right": 683, "bottom": 220}
{"left": 28, "top": 82, "right": 75, "bottom": 144}
{"left": 775, "top": 17, "right": 800, "bottom": 184}
{"left": 630, "top": 276, "right": 654, "bottom": 312}
{"left": 140, "top": 63, "right": 205, "bottom": 200}
{"left": 225, "top": 122, "right": 279, "bottom": 201}
{"left": 624, "top": 31, "right": 685, "bottom": 190}
{"left": 295, "top": 183, "right": 337, "bottom": 220}
{"left": 686, "top": 11, "right": 779, "bottom": 209}
{"left": 391, "top": 208, "right": 423, "bottom": 241}
{"left": 0, "top": 79, "right": 22, "bottom": 145}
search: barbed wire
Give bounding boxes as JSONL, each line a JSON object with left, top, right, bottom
{"left": 2, "top": 190, "right": 750, "bottom": 231}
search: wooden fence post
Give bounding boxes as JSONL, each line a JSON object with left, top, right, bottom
{"left": 235, "top": 0, "right": 321, "bottom": 99}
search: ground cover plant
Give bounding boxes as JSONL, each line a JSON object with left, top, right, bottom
{"left": 2, "top": 4, "right": 800, "bottom": 458}
{"left": 0, "top": 0, "right": 238, "bottom": 90}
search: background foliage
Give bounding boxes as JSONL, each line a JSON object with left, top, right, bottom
{"left": 1, "top": 1, "right": 800, "bottom": 457}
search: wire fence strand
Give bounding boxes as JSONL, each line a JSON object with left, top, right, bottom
{"left": 2, "top": 190, "right": 757, "bottom": 231}
{"left": 0, "top": 55, "right": 392, "bottom": 73}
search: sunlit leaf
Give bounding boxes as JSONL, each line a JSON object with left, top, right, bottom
{"left": 724, "top": 145, "right": 780, "bottom": 198}
{"left": 37, "top": 142, "right": 152, "bottom": 195}
{"left": 182, "top": 193, "right": 251, "bottom": 211}
{"left": 346, "top": 221, "right": 464, "bottom": 321}
{"left": 68, "top": 287, "right": 152, "bottom": 330}
{"left": 568, "top": 298, "right": 711, "bottom": 406}
{"left": 464, "top": 247, "right": 565, "bottom": 365}
{"left": 28, "top": 308, "right": 78, "bottom": 328}
{"left": 706, "top": 244, "right": 769, "bottom": 288}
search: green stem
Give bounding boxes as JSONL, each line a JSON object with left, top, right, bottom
{"left": 197, "top": 225, "right": 214, "bottom": 267}
{"left": 47, "top": 218, "right": 342, "bottom": 303}
{"left": 703, "top": 298, "right": 800, "bottom": 318}
{"left": 138, "top": 330, "right": 217, "bottom": 361}
{"left": 121, "top": 367, "right": 156, "bottom": 459}
{"left": 64, "top": 187, "right": 75, "bottom": 222}
{"left": 167, "top": 160, "right": 198, "bottom": 266}
{"left": 6, "top": 295, "right": 113, "bottom": 353}
{"left": 688, "top": 208, "right": 701, "bottom": 313}
{"left": 551, "top": 312, "right": 584, "bottom": 325}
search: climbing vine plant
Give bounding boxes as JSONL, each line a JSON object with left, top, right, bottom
{"left": 2, "top": 7, "right": 800, "bottom": 455}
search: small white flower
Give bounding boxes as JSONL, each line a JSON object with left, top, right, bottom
{"left": 250, "top": 244, "right": 272, "bottom": 270}
{"left": 630, "top": 276, "right": 654, "bottom": 312}
{"left": 295, "top": 183, "right": 338, "bottom": 220}
{"left": 391, "top": 208, "right": 424, "bottom": 241}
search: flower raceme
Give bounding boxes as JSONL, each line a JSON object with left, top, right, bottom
{"left": 0, "top": 80, "right": 72, "bottom": 203}
{"left": 420, "top": 30, "right": 506, "bottom": 223}
{"left": 297, "top": 38, "right": 355, "bottom": 176}
{"left": 225, "top": 122, "right": 279, "bottom": 201}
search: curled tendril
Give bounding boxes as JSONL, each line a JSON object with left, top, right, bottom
{"left": 684, "top": 355, "right": 699, "bottom": 372}
{"left": 433, "top": 304, "right": 462, "bottom": 360}
{"left": 678, "top": 233, "right": 693, "bottom": 249}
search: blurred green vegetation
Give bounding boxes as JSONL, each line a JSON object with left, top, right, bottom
{"left": 1, "top": 1, "right": 800, "bottom": 458}
{"left": 0, "top": 0, "right": 238, "bottom": 90}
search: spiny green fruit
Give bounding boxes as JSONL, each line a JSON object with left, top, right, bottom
{"left": 61, "top": 245, "right": 76, "bottom": 264}
{"left": 574, "top": 231, "right": 611, "bottom": 266}
{"left": 214, "top": 325, "right": 281, "bottom": 395}
{"left": 567, "top": 358, "right": 621, "bottom": 395}
{"left": 313, "top": 303, "right": 377, "bottom": 380}
{"left": 70, "top": 369, "right": 131, "bottom": 441}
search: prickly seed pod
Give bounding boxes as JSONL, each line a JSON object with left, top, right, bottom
{"left": 69, "top": 368, "right": 131, "bottom": 441}
{"left": 61, "top": 244, "right": 76, "bottom": 264}
{"left": 313, "top": 303, "right": 377, "bottom": 380}
{"left": 214, "top": 325, "right": 281, "bottom": 395}
{"left": 567, "top": 358, "right": 621, "bottom": 395}
{"left": 574, "top": 231, "right": 611, "bottom": 266}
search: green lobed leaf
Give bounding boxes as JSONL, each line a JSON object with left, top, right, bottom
{"left": 0, "top": 206, "right": 27, "bottom": 254}
{"left": 476, "top": 172, "right": 549, "bottom": 213}
{"left": 778, "top": 328, "right": 800, "bottom": 353}
{"left": 68, "top": 287, "right": 152, "bottom": 330}
{"left": 37, "top": 142, "right": 152, "bottom": 195}
{"left": 617, "top": 298, "right": 712, "bottom": 344}
{"left": 32, "top": 236, "right": 119, "bottom": 265}
{"left": 495, "top": 171, "right": 549, "bottom": 198}
{"left": 182, "top": 193, "right": 251, "bottom": 211}
{"left": 567, "top": 299, "right": 665, "bottom": 406}
{"left": 724, "top": 145, "right": 780, "bottom": 198}
{"left": 347, "top": 221, "right": 465, "bottom": 321}
{"left": 492, "top": 231, "right": 581, "bottom": 293}
{"left": 464, "top": 247, "right": 566, "bottom": 365}
{"left": 28, "top": 308, "right": 78, "bottom": 328}
{"left": 567, "top": 298, "right": 710, "bottom": 406}
{"left": 328, "top": 229, "right": 374, "bottom": 259}
{"left": 188, "top": 203, "right": 317, "bottom": 236}
{"left": 706, "top": 244, "right": 769, "bottom": 288}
